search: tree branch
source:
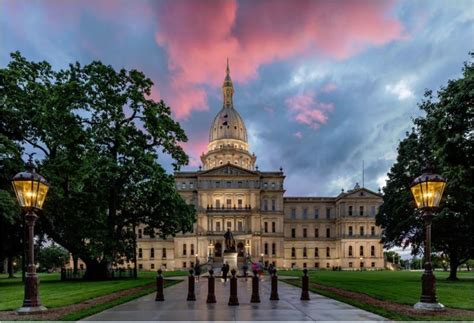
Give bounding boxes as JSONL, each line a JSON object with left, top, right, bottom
{"left": 23, "top": 137, "right": 50, "bottom": 157}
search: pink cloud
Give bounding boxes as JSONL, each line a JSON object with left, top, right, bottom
{"left": 293, "top": 131, "right": 303, "bottom": 139}
{"left": 154, "top": 0, "right": 404, "bottom": 118}
{"left": 286, "top": 91, "right": 334, "bottom": 129}
{"left": 180, "top": 133, "right": 209, "bottom": 167}
{"left": 322, "top": 82, "right": 337, "bottom": 93}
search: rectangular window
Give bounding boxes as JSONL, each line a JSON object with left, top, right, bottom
{"left": 138, "top": 229, "right": 142, "bottom": 239}
{"left": 349, "top": 226, "right": 353, "bottom": 236}
{"left": 291, "top": 228, "right": 296, "bottom": 238}
{"left": 162, "top": 248, "right": 167, "bottom": 258}
{"left": 216, "top": 199, "right": 221, "bottom": 208}
{"left": 303, "top": 262, "right": 307, "bottom": 268}
{"left": 138, "top": 264, "right": 143, "bottom": 270}
{"left": 314, "top": 208, "right": 319, "bottom": 219}
{"left": 272, "top": 243, "right": 276, "bottom": 255}
{"left": 326, "top": 207, "right": 331, "bottom": 219}
{"left": 303, "top": 208, "right": 308, "bottom": 219}
{"left": 238, "top": 221, "right": 243, "bottom": 231}
{"left": 227, "top": 221, "right": 232, "bottom": 229}
{"left": 326, "top": 247, "right": 330, "bottom": 257}
{"left": 183, "top": 262, "right": 187, "bottom": 268}
{"left": 272, "top": 221, "right": 276, "bottom": 233}
{"left": 150, "top": 248, "right": 155, "bottom": 258}
{"left": 190, "top": 182, "right": 194, "bottom": 189}
{"left": 183, "top": 244, "right": 187, "bottom": 256}
{"left": 181, "top": 182, "right": 186, "bottom": 189}
{"left": 303, "top": 228, "right": 307, "bottom": 238}
{"left": 303, "top": 247, "right": 307, "bottom": 257}
{"left": 371, "top": 205, "right": 376, "bottom": 216}
{"left": 326, "top": 228, "right": 331, "bottom": 238}
{"left": 263, "top": 199, "right": 268, "bottom": 211}
{"left": 264, "top": 222, "right": 268, "bottom": 233}
{"left": 349, "top": 206, "right": 353, "bottom": 216}
{"left": 138, "top": 248, "right": 142, "bottom": 258}
{"left": 315, "top": 228, "right": 319, "bottom": 238}
{"left": 360, "top": 262, "right": 364, "bottom": 268}
{"left": 264, "top": 243, "right": 268, "bottom": 255}
{"left": 190, "top": 244, "right": 194, "bottom": 255}
{"left": 371, "top": 246, "right": 375, "bottom": 256}
{"left": 291, "top": 248, "right": 296, "bottom": 258}
{"left": 237, "top": 181, "right": 242, "bottom": 188}
{"left": 360, "top": 226, "right": 364, "bottom": 236}
{"left": 216, "top": 221, "right": 221, "bottom": 232}
{"left": 151, "top": 263, "right": 155, "bottom": 269}
{"left": 238, "top": 199, "right": 243, "bottom": 209}
{"left": 360, "top": 206, "right": 364, "bottom": 216}
{"left": 190, "top": 262, "right": 194, "bottom": 268}
{"left": 315, "top": 247, "right": 319, "bottom": 257}
{"left": 371, "top": 226, "right": 375, "bottom": 236}
{"left": 264, "top": 182, "right": 268, "bottom": 189}
{"left": 215, "top": 181, "right": 220, "bottom": 188}
{"left": 314, "top": 262, "right": 319, "bottom": 268}
{"left": 349, "top": 262, "right": 353, "bottom": 268}
{"left": 227, "top": 199, "right": 232, "bottom": 208}
{"left": 291, "top": 208, "right": 296, "bottom": 219}
{"left": 271, "top": 199, "right": 276, "bottom": 211}
{"left": 226, "top": 181, "right": 231, "bottom": 188}
{"left": 371, "top": 262, "right": 375, "bottom": 268}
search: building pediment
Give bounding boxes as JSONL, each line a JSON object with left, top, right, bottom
{"left": 337, "top": 188, "right": 382, "bottom": 200}
{"left": 198, "top": 163, "right": 259, "bottom": 177}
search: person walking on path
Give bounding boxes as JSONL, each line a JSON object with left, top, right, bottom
{"left": 222, "top": 263, "right": 229, "bottom": 283}
{"left": 194, "top": 258, "right": 201, "bottom": 282}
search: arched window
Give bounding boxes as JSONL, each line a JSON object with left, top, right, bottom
{"left": 360, "top": 246, "right": 364, "bottom": 256}
{"left": 272, "top": 243, "right": 276, "bottom": 255}
{"left": 349, "top": 246, "right": 353, "bottom": 257}
{"left": 326, "top": 247, "right": 330, "bottom": 258}
{"left": 150, "top": 248, "right": 155, "bottom": 258}
{"left": 371, "top": 245, "right": 375, "bottom": 256}
{"left": 264, "top": 243, "right": 268, "bottom": 255}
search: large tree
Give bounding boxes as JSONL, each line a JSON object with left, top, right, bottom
{"left": 377, "top": 54, "right": 474, "bottom": 280}
{"left": 0, "top": 52, "right": 196, "bottom": 279}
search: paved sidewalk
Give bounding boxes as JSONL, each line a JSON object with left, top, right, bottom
{"left": 84, "top": 276, "right": 385, "bottom": 321}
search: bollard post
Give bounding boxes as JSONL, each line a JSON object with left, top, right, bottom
{"left": 187, "top": 269, "right": 196, "bottom": 301}
{"left": 300, "top": 268, "right": 310, "bottom": 300}
{"left": 206, "top": 269, "right": 216, "bottom": 303}
{"left": 155, "top": 269, "right": 165, "bottom": 301}
{"left": 228, "top": 269, "right": 239, "bottom": 306}
{"left": 270, "top": 268, "right": 279, "bottom": 300}
{"left": 250, "top": 269, "right": 261, "bottom": 303}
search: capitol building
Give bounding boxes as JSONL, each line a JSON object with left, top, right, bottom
{"left": 137, "top": 63, "right": 384, "bottom": 271}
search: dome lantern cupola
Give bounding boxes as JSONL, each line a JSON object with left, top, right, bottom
{"left": 222, "top": 58, "right": 234, "bottom": 108}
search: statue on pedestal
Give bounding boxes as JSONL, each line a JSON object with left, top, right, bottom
{"left": 224, "top": 228, "right": 235, "bottom": 252}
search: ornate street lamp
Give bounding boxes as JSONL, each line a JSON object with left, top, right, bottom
{"left": 410, "top": 165, "right": 446, "bottom": 311}
{"left": 12, "top": 161, "right": 49, "bottom": 315}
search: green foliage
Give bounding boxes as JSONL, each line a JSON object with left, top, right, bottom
{"left": 383, "top": 251, "right": 401, "bottom": 263}
{"left": 376, "top": 53, "right": 474, "bottom": 279}
{"left": 0, "top": 52, "right": 196, "bottom": 279}
{"left": 37, "top": 244, "right": 70, "bottom": 271}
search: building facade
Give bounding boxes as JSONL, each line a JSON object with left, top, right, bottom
{"left": 137, "top": 63, "right": 384, "bottom": 271}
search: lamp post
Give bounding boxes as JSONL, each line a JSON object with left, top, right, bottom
{"left": 410, "top": 165, "right": 446, "bottom": 311}
{"left": 260, "top": 253, "right": 264, "bottom": 263}
{"left": 12, "top": 160, "right": 49, "bottom": 315}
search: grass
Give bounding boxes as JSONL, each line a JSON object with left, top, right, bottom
{"left": 0, "top": 270, "right": 187, "bottom": 311}
{"left": 278, "top": 269, "right": 474, "bottom": 311}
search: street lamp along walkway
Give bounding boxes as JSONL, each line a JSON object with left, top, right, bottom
{"left": 410, "top": 165, "right": 446, "bottom": 311}
{"left": 12, "top": 157, "right": 50, "bottom": 315}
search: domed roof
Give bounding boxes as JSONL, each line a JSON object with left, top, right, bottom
{"left": 209, "top": 107, "right": 248, "bottom": 142}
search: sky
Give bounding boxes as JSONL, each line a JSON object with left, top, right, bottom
{"left": 1, "top": 0, "right": 473, "bottom": 197}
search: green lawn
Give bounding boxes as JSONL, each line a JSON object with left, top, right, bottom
{"left": 0, "top": 270, "right": 187, "bottom": 311}
{"left": 279, "top": 270, "right": 474, "bottom": 310}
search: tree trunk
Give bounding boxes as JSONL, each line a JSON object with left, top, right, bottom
{"left": 133, "top": 224, "right": 138, "bottom": 279}
{"left": 73, "top": 254, "right": 79, "bottom": 275}
{"left": 447, "top": 253, "right": 459, "bottom": 281}
{"left": 84, "top": 260, "right": 110, "bottom": 280}
{"left": 7, "top": 256, "right": 14, "bottom": 278}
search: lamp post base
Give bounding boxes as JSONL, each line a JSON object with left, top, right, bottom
{"left": 16, "top": 305, "right": 48, "bottom": 315}
{"left": 414, "top": 301, "right": 445, "bottom": 311}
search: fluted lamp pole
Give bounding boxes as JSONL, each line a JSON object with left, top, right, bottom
{"left": 12, "top": 161, "right": 50, "bottom": 315}
{"left": 410, "top": 165, "right": 446, "bottom": 311}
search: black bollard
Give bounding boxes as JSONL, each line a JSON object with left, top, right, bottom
{"left": 155, "top": 269, "right": 165, "bottom": 301}
{"left": 250, "top": 269, "right": 261, "bottom": 303}
{"left": 187, "top": 269, "right": 196, "bottom": 301}
{"left": 270, "top": 268, "right": 279, "bottom": 300}
{"left": 207, "top": 269, "right": 217, "bottom": 303}
{"left": 228, "top": 269, "right": 239, "bottom": 306}
{"left": 300, "top": 268, "right": 310, "bottom": 300}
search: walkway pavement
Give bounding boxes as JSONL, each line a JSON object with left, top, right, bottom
{"left": 84, "top": 275, "right": 385, "bottom": 321}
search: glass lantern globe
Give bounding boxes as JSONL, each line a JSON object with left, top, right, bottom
{"left": 12, "top": 169, "right": 49, "bottom": 210}
{"left": 410, "top": 167, "right": 446, "bottom": 209}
